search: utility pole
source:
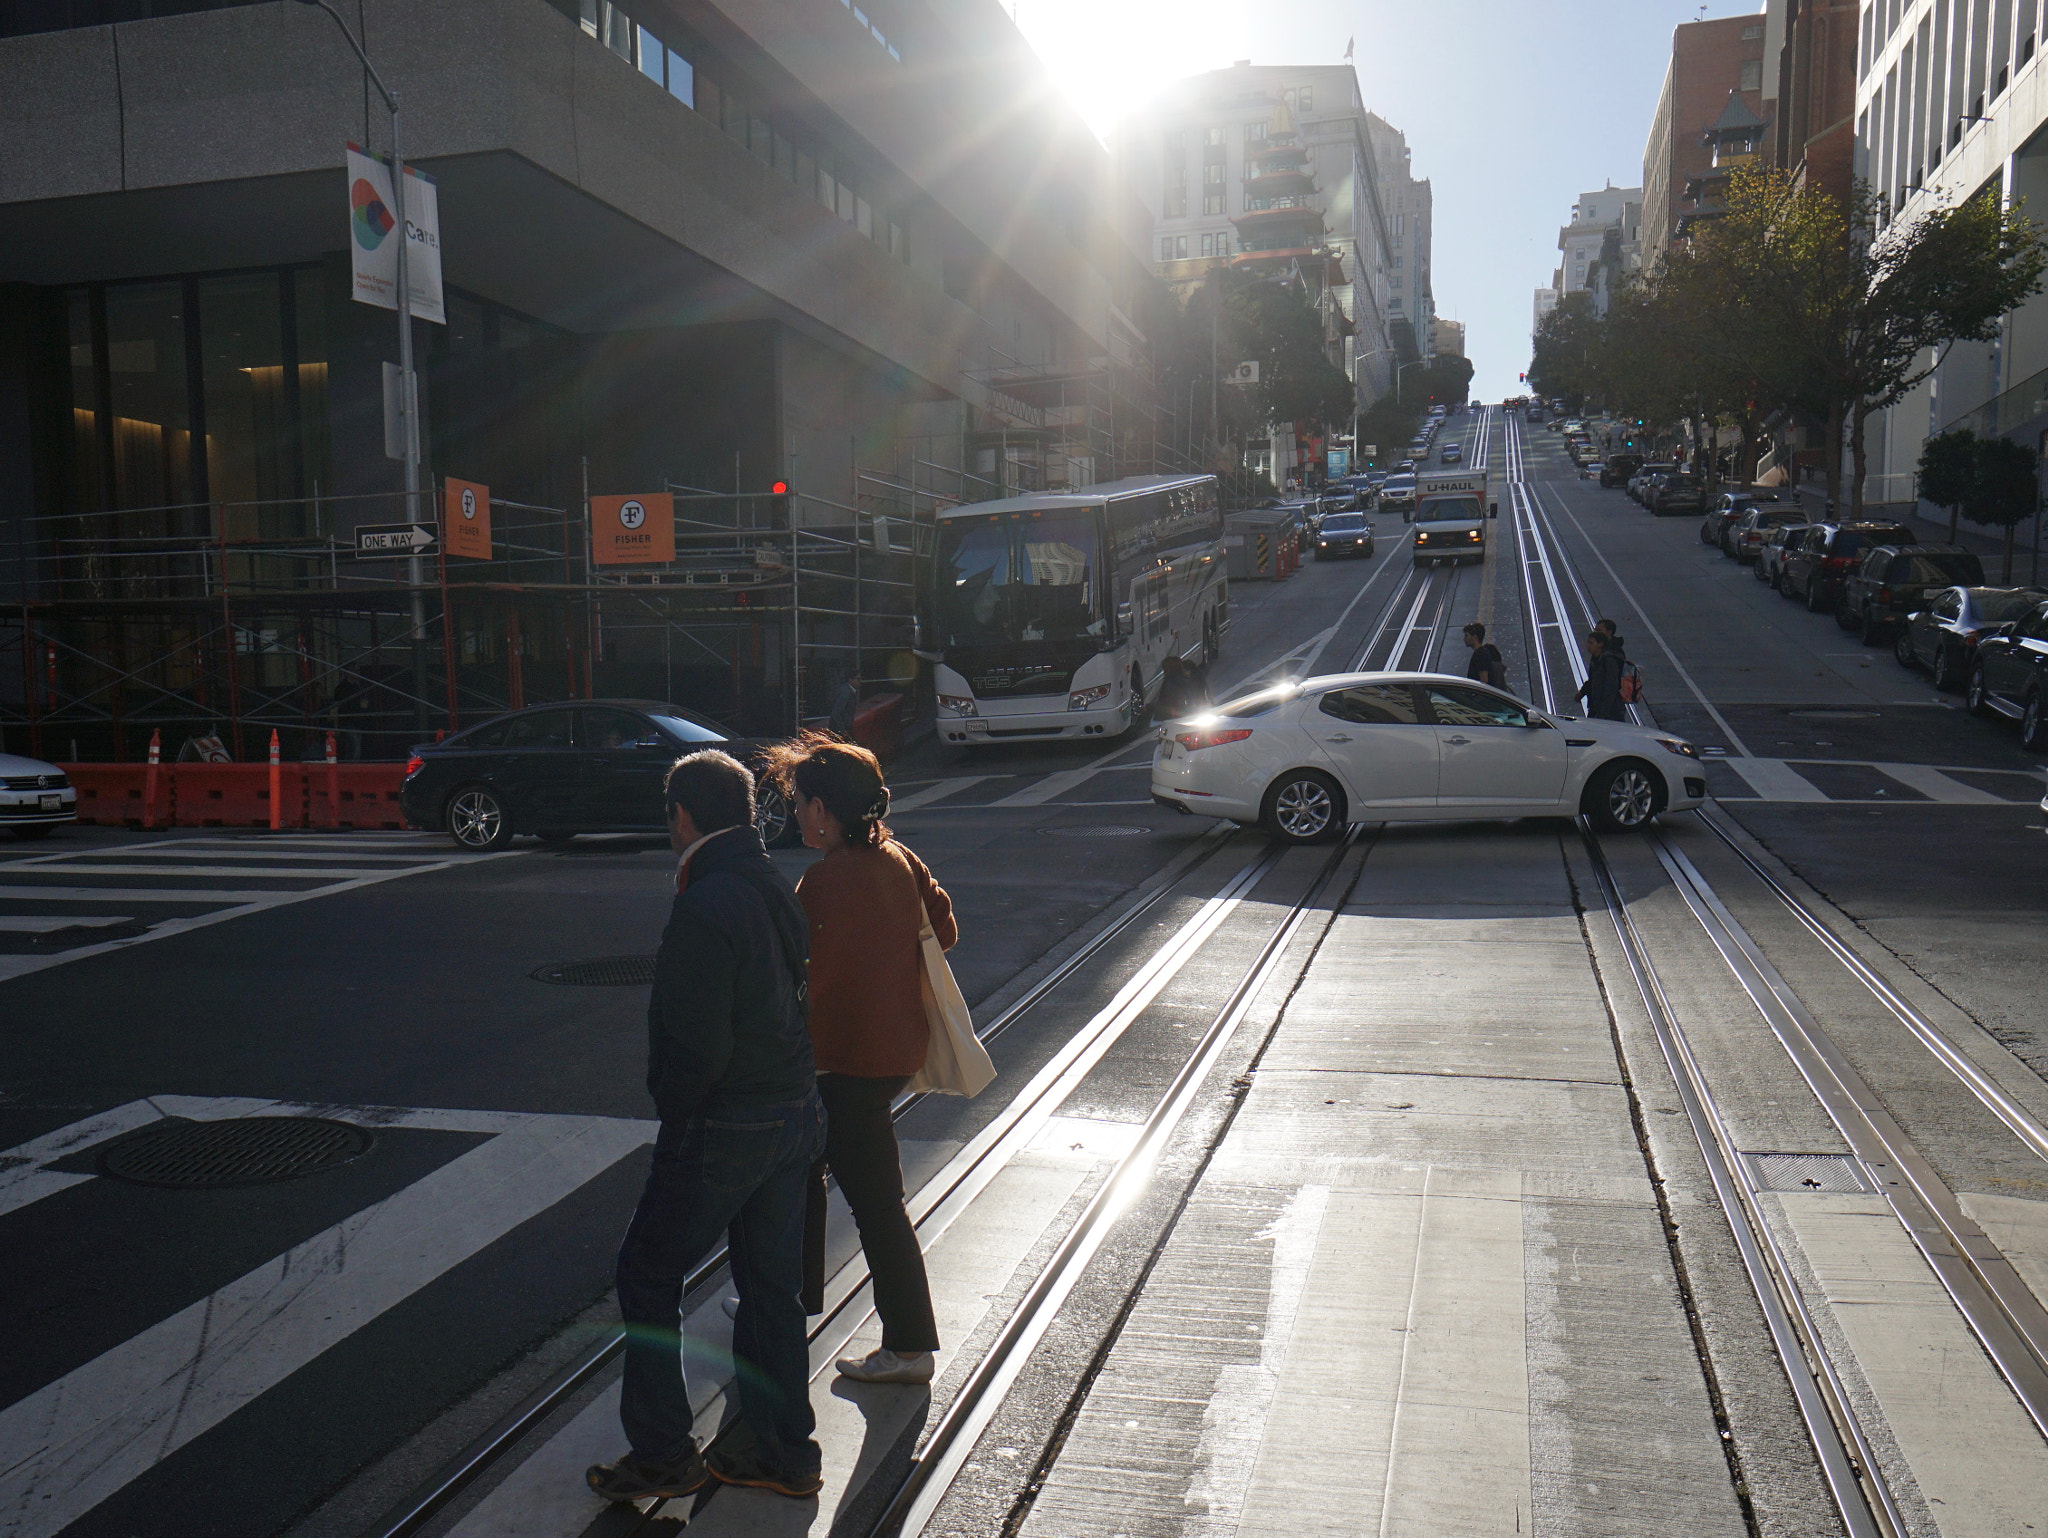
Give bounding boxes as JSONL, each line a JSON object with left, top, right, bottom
{"left": 296, "top": 0, "right": 427, "bottom": 737}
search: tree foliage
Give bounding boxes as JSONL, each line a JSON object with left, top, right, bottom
{"left": 1916, "top": 428, "right": 1978, "bottom": 540}
{"left": 1964, "top": 435, "right": 2041, "bottom": 581}
{"left": 1528, "top": 163, "right": 2048, "bottom": 511}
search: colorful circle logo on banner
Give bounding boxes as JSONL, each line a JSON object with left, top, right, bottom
{"left": 618, "top": 500, "right": 647, "bottom": 530}
{"left": 351, "top": 178, "right": 396, "bottom": 250}
{"left": 460, "top": 488, "right": 478, "bottom": 521}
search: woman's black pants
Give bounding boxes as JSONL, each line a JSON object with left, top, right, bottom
{"left": 803, "top": 1072, "right": 940, "bottom": 1352}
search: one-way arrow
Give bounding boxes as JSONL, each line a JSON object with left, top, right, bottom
{"left": 355, "top": 521, "right": 441, "bottom": 558}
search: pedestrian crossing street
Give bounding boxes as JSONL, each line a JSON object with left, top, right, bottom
{"left": 0, "top": 832, "right": 516, "bottom": 982}
{"left": 0, "top": 1094, "right": 1131, "bottom": 1538}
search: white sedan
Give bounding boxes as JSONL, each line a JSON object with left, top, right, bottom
{"left": 0, "top": 750, "right": 77, "bottom": 840}
{"left": 1150, "top": 672, "right": 1706, "bottom": 842}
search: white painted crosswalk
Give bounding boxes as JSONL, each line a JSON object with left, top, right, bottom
{"left": 0, "top": 832, "right": 518, "bottom": 982}
{"left": 0, "top": 1098, "right": 656, "bottom": 1538}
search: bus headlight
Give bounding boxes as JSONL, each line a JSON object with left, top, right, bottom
{"left": 937, "top": 694, "right": 978, "bottom": 717}
{"left": 1068, "top": 683, "right": 1112, "bottom": 711}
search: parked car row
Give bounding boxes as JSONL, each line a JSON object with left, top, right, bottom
{"left": 1678, "top": 492, "right": 2048, "bottom": 750}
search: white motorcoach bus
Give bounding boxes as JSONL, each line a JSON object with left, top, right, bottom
{"left": 930, "top": 474, "right": 1227, "bottom": 746}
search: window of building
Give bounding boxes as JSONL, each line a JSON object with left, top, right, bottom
{"left": 1176, "top": 236, "right": 1189, "bottom": 259}
{"left": 1165, "top": 188, "right": 1188, "bottom": 218}
{"left": 1204, "top": 162, "right": 1224, "bottom": 185}
{"left": 1739, "top": 58, "right": 1762, "bottom": 91}
{"left": 1205, "top": 125, "right": 1226, "bottom": 146}
{"left": 1203, "top": 192, "right": 1226, "bottom": 215}
{"left": 1298, "top": 85, "right": 1312, "bottom": 110}
{"left": 1245, "top": 121, "right": 1267, "bottom": 146}
{"left": 1741, "top": 23, "right": 1762, "bottom": 39}
{"left": 1201, "top": 233, "right": 1213, "bottom": 257}
{"left": 1161, "top": 238, "right": 1173, "bottom": 261}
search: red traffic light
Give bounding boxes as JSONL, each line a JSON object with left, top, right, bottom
{"left": 770, "top": 480, "right": 789, "bottom": 495}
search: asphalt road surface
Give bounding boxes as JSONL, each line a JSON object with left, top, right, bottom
{"left": 6, "top": 401, "right": 2048, "bottom": 1538}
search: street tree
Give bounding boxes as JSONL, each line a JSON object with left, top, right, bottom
{"left": 1963, "top": 435, "right": 2040, "bottom": 582}
{"left": 1916, "top": 429, "right": 1979, "bottom": 542}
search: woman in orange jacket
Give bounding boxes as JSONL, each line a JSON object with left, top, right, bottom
{"left": 760, "top": 732, "right": 955, "bottom": 1385}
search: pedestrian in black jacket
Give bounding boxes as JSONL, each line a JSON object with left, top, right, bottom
{"left": 1577, "top": 630, "right": 1627, "bottom": 720}
{"left": 588, "top": 750, "right": 828, "bottom": 1505}
{"left": 1462, "top": 623, "right": 1506, "bottom": 690}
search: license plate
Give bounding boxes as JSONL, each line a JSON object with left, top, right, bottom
{"left": 39, "top": 794, "right": 60, "bottom": 811}
{"left": 966, "top": 720, "right": 987, "bottom": 734}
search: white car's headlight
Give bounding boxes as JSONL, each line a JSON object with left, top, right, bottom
{"left": 1655, "top": 738, "right": 1699, "bottom": 758}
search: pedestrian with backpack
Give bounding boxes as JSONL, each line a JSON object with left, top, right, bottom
{"left": 1577, "top": 630, "right": 1628, "bottom": 721}
{"left": 1595, "top": 619, "right": 1645, "bottom": 710}
{"left": 759, "top": 732, "right": 957, "bottom": 1387}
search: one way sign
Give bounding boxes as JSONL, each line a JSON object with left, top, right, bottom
{"left": 356, "top": 522, "right": 439, "bottom": 558}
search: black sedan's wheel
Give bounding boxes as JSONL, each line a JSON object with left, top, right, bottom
{"left": 2023, "top": 693, "right": 2048, "bottom": 752}
{"left": 1966, "top": 665, "right": 1995, "bottom": 718}
{"left": 446, "top": 785, "right": 513, "bottom": 851}
{"left": 1584, "top": 759, "right": 1664, "bottom": 833}
{"left": 756, "top": 784, "right": 799, "bottom": 848}
{"left": 1894, "top": 627, "right": 1919, "bottom": 669}
{"left": 1260, "top": 770, "right": 1345, "bottom": 845}
{"left": 1932, "top": 645, "right": 1962, "bottom": 692}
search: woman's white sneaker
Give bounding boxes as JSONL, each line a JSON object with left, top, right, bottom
{"left": 834, "top": 1348, "right": 934, "bottom": 1384}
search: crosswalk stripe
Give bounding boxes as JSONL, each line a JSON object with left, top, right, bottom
{"left": 890, "top": 776, "right": 989, "bottom": 812}
{"left": 0, "top": 863, "right": 437, "bottom": 880}
{"left": 1869, "top": 763, "right": 2011, "bottom": 805}
{"left": 0, "top": 886, "right": 310, "bottom": 904}
{"left": 1721, "top": 758, "right": 1829, "bottom": 802}
{"left": 992, "top": 743, "right": 1151, "bottom": 808}
{"left": 0, "top": 1107, "right": 655, "bottom": 1538}
{"left": 84, "top": 849, "right": 446, "bottom": 864}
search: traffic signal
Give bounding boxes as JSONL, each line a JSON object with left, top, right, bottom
{"left": 768, "top": 480, "right": 790, "bottom": 525}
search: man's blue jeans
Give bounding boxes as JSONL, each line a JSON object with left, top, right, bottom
{"left": 616, "top": 1093, "right": 827, "bottom": 1474}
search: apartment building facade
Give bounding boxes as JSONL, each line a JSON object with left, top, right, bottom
{"left": 1118, "top": 61, "right": 1400, "bottom": 407}
{"left": 1642, "top": 12, "right": 1779, "bottom": 263}
{"left": 1365, "top": 113, "right": 1435, "bottom": 361}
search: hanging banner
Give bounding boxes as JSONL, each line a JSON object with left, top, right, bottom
{"left": 445, "top": 478, "right": 491, "bottom": 560}
{"left": 347, "top": 143, "right": 445, "bottom": 325}
{"left": 591, "top": 493, "right": 675, "bottom": 565}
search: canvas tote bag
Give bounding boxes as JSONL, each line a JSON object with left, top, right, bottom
{"left": 907, "top": 919, "right": 996, "bottom": 1097}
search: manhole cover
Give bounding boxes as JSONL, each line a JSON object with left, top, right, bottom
{"left": 531, "top": 955, "right": 658, "bottom": 986}
{"left": 100, "top": 1116, "right": 373, "bottom": 1188}
{"left": 1740, "top": 1151, "right": 1878, "bottom": 1194}
{"left": 1040, "top": 825, "right": 1150, "bottom": 838}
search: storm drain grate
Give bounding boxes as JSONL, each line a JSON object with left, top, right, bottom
{"left": 1039, "top": 825, "right": 1150, "bottom": 838}
{"left": 100, "top": 1116, "right": 373, "bottom": 1188}
{"left": 531, "top": 955, "right": 658, "bottom": 986}
{"left": 1740, "top": 1151, "right": 1879, "bottom": 1194}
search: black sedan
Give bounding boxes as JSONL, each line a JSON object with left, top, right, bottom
{"left": 400, "top": 699, "right": 795, "bottom": 851}
{"left": 1968, "top": 600, "right": 2048, "bottom": 749}
{"left": 1898, "top": 585, "right": 2048, "bottom": 691}
{"left": 1313, "top": 512, "right": 1375, "bottom": 560}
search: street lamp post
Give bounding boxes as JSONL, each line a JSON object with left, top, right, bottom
{"left": 296, "top": 0, "right": 428, "bottom": 737}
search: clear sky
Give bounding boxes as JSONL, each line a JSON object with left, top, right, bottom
{"left": 1012, "top": 0, "right": 1766, "bottom": 402}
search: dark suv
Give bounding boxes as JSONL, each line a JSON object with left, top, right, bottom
{"left": 1967, "top": 600, "right": 2048, "bottom": 750}
{"left": 1776, "top": 522, "right": 1916, "bottom": 611}
{"left": 1834, "top": 544, "right": 1985, "bottom": 643}
{"left": 1600, "top": 454, "right": 1643, "bottom": 488}
{"left": 1651, "top": 474, "right": 1708, "bottom": 517}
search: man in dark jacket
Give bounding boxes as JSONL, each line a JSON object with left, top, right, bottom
{"left": 1577, "top": 630, "right": 1627, "bottom": 720}
{"left": 588, "top": 750, "right": 828, "bottom": 1504}
{"left": 1462, "top": 623, "right": 1506, "bottom": 690}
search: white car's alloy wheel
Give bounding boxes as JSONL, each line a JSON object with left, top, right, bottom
{"left": 1264, "top": 772, "right": 1339, "bottom": 843}
{"left": 1602, "top": 766, "right": 1656, "bottom": 829}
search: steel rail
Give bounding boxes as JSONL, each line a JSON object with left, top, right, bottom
{"left": 1516, "top": 422, "right": 1903, "bottom": 1535}
{"left": 867, "top": 830, "right": 1362, "bottom": 1537}
{"left": 364, "top": 823, "right": 1245, "bottom": 1538}
{"left": 1578, "top": 829, "right": 1900, "bottom": 1538}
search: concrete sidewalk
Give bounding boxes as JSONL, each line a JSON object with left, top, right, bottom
{"left": 1021, "top": 824, "right": 1751, "bottom": 1538}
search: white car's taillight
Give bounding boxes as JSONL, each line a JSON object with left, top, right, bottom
{"left": 1173, "top": 727, "right": 1253, "bottom": 751}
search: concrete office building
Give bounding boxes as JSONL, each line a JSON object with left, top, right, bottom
{"left": 1432, "top": 317, "right": 1465, "bottom": 358}
{"left": 1854, "top": 0, "right": 2048, "bottom": 512}
{"left": 1533, "top": 286, "right": 1559, "bottom": 344}
{"left": 1642, "top": 12, "right": 1779, "bottom": 264}
{"left": 1119, "top": 62, "right": 1399, "bottom": 407}
{"left": 0, "top": 0, "right": 1165, "bottom": 753}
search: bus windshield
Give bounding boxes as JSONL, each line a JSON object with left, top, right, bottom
{"left": 937, "top": 511, "right": 1105, "bottom": 648}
